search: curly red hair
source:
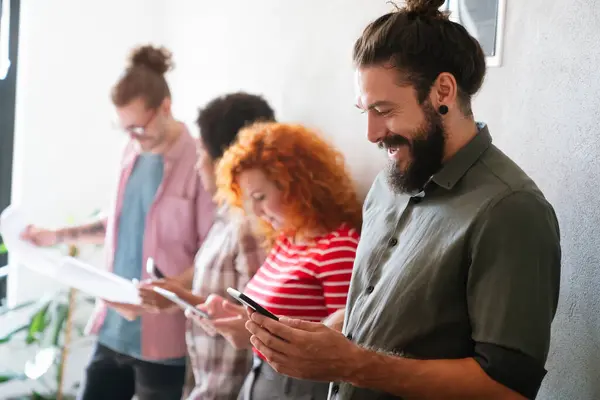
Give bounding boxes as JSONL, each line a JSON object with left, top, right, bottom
{"left": 215, "top": 122, "right": 362, "bottom": 245}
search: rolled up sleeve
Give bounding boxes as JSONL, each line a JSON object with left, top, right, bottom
{"left": 468, "top": 190, "right": 561, "bottom": 399}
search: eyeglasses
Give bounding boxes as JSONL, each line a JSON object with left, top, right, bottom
{"left": 119, "top": 109, "right": 158, "bottom": 137}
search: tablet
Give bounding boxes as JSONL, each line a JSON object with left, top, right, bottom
{"left": 152, "top": 286, "right": 210, "bottom": 319}
{"left": 226, "top": 287, "right": 279, "bottom": 321}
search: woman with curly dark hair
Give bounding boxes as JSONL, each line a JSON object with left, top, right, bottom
{"left": 187, "top": 122, "right": 362, "bottom": 400}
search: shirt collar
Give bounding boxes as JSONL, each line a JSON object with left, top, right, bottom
{"left": 430, "top": 122, "right": 492, "bottom": 191}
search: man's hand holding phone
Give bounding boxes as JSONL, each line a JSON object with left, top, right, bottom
{"left": 138, "top": 279, "right": 187, "bottom": 313}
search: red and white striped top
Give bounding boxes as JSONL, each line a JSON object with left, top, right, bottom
{"left": 244, "top": 224, "right": 360, "bottom": 323}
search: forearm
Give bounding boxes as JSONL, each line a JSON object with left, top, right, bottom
{"left": 348, "top": 347, "right": 526, "bottom": 400}
{"left": 56, "top": 218, "right": 107, "bottom": 245}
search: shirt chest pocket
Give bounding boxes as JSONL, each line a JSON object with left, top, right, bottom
{"left": 155, "top": 196, "right": 196, "bottom": 247}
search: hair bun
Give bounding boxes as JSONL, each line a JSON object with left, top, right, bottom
{"left": 404, "top": 0, "right": 447, "bottom": 18}
{"left": 129, "top": 45, "right": 174, "bottom": 75}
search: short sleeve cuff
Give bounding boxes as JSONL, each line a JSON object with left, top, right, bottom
{"left": 474, "top": 342, "right": 547, "bottom": 399}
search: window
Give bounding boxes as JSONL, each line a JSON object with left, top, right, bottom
{"left": 441, "top": 0, "right": 506, "bottom": 67}
{"left": 0, "top": 0, "right": 21, "bottom": 306}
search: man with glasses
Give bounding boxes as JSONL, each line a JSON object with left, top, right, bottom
{"left": 21, "top": 45, "right": 215, "bottom": 400}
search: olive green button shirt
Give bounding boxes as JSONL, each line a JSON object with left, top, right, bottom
{"left": 331, "top": 124, "right": 561, "bottom": 400}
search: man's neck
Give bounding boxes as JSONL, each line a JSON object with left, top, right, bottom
{"left": 151, "top": 118, "right": 181, "bottom": 155}
{"left": 442, "top": 116, "right": 479, "bottom": 162}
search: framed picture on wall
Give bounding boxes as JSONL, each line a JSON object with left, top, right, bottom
{"left": 440, "top": 0, "right": 507, "bottom": 67}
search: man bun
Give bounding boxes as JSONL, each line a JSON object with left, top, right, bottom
{"left": 129, "top": 45, "right": 174, "bottom": 75}
{"left": 404, "top": 0, "right": 447, "bottom": 19}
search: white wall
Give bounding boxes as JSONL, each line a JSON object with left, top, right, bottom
{"left": 473, "top": 1, "right": 600, "bottom": 399}
{"left": 8, "top": 0, "right": 167, "bottom": 305}
{"left": 162, "top": 0, "right": 391, "bottom": 195}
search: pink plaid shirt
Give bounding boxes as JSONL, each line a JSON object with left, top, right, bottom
{"left": 185, "top": 206, "right": 264, "bottom": 399}
{"left": 86, "top": 124, "right": 215, "bottom": 361}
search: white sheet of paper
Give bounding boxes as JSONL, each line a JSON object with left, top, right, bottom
{"left": 59, "top": 257, "right": 141, "bottom": 304}
{"left": 0, "top": 206, "right": 141, "bottom": 304}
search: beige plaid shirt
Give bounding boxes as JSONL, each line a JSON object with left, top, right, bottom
{"left": 185, "top": 206, "right": 264, "bottom": 400}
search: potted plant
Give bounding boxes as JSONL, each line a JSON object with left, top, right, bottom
{"left": 0, "top": 230, "right": 95, "bottom": 399}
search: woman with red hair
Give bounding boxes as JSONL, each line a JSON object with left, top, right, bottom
{"left": 191, "top": 122, "right": 362, "bottom": 400}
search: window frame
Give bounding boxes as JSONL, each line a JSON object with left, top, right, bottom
{"left": 441, "top": 0, "right": 507, "bottom": 67}
{"left": 0, "top": 0, "right": 21, "bottom": 306}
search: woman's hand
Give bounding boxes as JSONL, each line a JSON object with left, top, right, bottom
{"left": 186, "top": 294, "right": 252, "bottom": 349}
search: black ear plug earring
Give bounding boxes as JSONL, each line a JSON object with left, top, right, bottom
{"left": 439, "top": 105, "right": 449, "bottom": 115}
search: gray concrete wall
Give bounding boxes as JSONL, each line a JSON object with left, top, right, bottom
{"left": 473, "top": 1, "right": 600, "bottom": 398}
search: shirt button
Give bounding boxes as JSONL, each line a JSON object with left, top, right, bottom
{"left": 332, "top": 384, "right": 339, "bottom": 394}
{"left": 388, "top": 237, "right": 398, "bottom": 247}
{"left": 366, "top": 285, "right": 374, "bottom": 294}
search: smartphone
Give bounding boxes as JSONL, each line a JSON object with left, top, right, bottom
{"left": 226, "top": 288, "right": 279, "bottom": 321}
{"left": 152, "top": 286, "right": 210, "bottom": 319}
{"left": 146, "top": 258, "right": 166, "bottom": 279}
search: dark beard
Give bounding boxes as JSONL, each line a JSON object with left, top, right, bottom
{"left": 385, "top": 102, "right": 445, "bottom": 194}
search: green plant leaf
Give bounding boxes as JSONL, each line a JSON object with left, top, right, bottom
{"left": 0, "top": 242, "right": 7, "bottom": 254}
{"left": 49, "top": 303, "right": 69, "bottom": 347}
{"left": 0, "top": 371, "right": 25, "bottom": 383}
{"left": 25, "top": 302, "right": 52, "bottom": 345}
{"left": 31, "top": 391, "right": 53, "bottom": 400}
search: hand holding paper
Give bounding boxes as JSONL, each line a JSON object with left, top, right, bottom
{"left": 103, "top": 301, "right": 143, "bottom": 321}
{"left": 0, "top": 205, "right": 141, "bottom": 304}
{"left": 20, "top": 225, "right": 59, "bottom": 246}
